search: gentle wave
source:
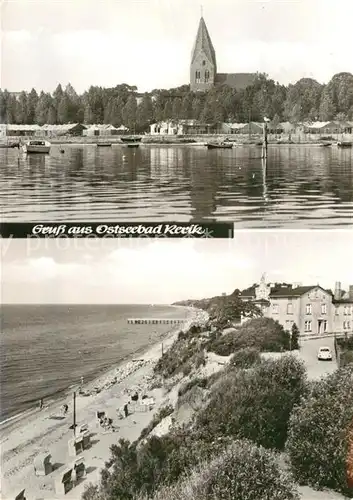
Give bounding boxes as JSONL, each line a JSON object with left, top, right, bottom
{"left": 0, "top": 144, "right": 352, "bottom": 227}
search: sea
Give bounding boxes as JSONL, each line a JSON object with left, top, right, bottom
{"left": 0, "top": 144, "right": 352, "bottom": 228}
{"left": 0, "top": 303, "right": 189, "bottom": 424}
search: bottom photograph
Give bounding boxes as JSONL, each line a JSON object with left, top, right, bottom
{"left": 1, "top": 231, "right": 353, "bottom": 500}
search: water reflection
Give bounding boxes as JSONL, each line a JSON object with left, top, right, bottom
{"left": 0, "top": 144, "right": 352, "bottom": 227}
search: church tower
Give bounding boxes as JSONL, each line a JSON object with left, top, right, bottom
{"left": 190, "top": 16, "right": 217, "bottom": 92}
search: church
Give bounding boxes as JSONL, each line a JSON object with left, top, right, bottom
{"left": 190, "top": 16, "right": 257, "bottom": 92}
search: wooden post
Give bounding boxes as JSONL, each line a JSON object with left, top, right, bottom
{"left": 262, "top": 122, "right": 268, "bottom": 159}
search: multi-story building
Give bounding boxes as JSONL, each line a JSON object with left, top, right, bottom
{"left": 241, "top": 275, "right": 353, "bottom": 335}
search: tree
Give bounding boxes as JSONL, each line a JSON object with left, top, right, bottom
{"left": 136, "top": 94, "right": 154, "bottom": 130}
{"left": 286, "top": 365, "right": 353, "bottom": 497}
{"left": 122, "top": 95, "right": 137, "bottom": 131}
{"left": 291, "top": 323, "right": 300, "bottom": 350}
{"left": 27, "top": 88, "right": 39, "bottom": 124}
{"left": 57, "top": 95, "right": 70, "bottom": 123}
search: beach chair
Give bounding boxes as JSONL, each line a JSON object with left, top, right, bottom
{"left": 54, "top": 467, "right": 73, "bottom": 495}
{"left": 14, "top": 489, "right": 26, "bottom": 500}
{"left": 72, "top": 456, "right": 86, "bottom": 483}
{"left": 68, "top": 435, "right": 84, "bottom": 457}
{"left": 33, "top": 453, "right": 52, "bottom": 476}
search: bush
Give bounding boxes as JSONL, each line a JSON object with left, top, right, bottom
{"left": 286, "top": 364, "right": 353, "bottom": 497}
{"left": 229, "top": 347, "right": 261, "bottom": 369}
{"left": 196, "top": 355, "right": 307, "bottom": 450}
{"left": 139, "top": 405, "right": 174, "bottom": 441}
{"left": 89, "top": 431, "right": 229, "bottom": 500}
{"left": 291, "top": 323, "right": 300, "bottom": 350}
{"left": 154, "top": 336, "right": 206, "bottom": 378}
{"left": 178, "top": 377, "right": 208, "bottom": 397}
{"left": 207, "top": 317, "right": 291, "bottom": 356}
{"left": 140, "top": 439, "right": 299, "bottom": 500}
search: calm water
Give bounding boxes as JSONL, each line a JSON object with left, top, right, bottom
{"left": 0, "top": 144, "right": 352, "bottom": 228}
{"left": 0, "top": 304, "right": 188, "bottom": 422}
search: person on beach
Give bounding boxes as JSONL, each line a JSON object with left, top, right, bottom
{"left": 123, "top": 403, "right": 129, "bottom": 418}
{"left": 39, "top": 398, "right": 43, "bottom": 410}
{"left": 62, "top": 403, "right": 68, "bottom": 416}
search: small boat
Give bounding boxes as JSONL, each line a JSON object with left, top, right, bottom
{"left": 206, "top": 142, "right": 233, "bottom": 149}
{"left": 120, "top": 136, "right": 142, "bottom": 143}
{"left": 337, "top": 141, "right": 352, "bottom": 148}
{"left": 22, "top": 140, "right": 51, "bottom": 154}
{"left": 127, "top": 143, "right": 140, "bottom": 148}
{"left": 97, "top": 142, "right": 112, "bottom": 147}
{"left": 319, "top": 142, "right": 332, "bottom": 147}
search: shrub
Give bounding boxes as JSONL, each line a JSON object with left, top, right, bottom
{"left": 286, "top": 364, "right": 353, "bottom": 497}
{"left": 178, "top": 377, "right": 208, "bottom": 397}
{"left": 154, "top": 336, "right": 206, "bottom": 378}
{"left": 196, "top": 355, "right": 307, "bottom": 450}
{"left": 90, "top": 431, "right": 229, "bottom": 500}
{"left": 207, "top": 317, "right": 291, "bottom": 356}
{"left": 140, "top": 439, "right": 299, "bottom": 500}
{"left": 139, "top": 405, "right": 174, "bottom": 441}
{"left": 291, "top": 323, "right": 300, "bottom": 350}
{"left": 229, "top": 347, "right": 261, "bottom": 369}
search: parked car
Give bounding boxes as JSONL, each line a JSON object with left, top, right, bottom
{"left": 317, "top": 346, "right": 333, "bottom": 361}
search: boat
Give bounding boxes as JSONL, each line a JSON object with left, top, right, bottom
{"left": 97, "top": 142, "right": 112, "bottom": 147}
{"left": 22, "top": 140, "right": 51, "bottom": 154}
{"left": 337, "top": 141, "right": 352, "bottom": 148}
{"left": 319, "top": 142, "right": 332, "bottom": 147}
{"left": 120, "top": 136, "right": 142, "bottom": 143}
{"left": 127, "top": 143, "right": 140, "bottom": 148}
{"left": 206, "top": 142, "right": 233, "bottom": 149}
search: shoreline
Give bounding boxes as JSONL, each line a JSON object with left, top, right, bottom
{"left": 0, "top": 304, "right": 190, "bottom": 429}
{"left": 0, "top": 305, "right": 208, "bottom": 500}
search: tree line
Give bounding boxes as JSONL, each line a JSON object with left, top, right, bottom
{"left": 1, "top": 72, "right": 353, "bottom": 132}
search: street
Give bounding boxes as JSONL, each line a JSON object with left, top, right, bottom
{"left": 298, "top": 337, "right": 338, "bottom": 380}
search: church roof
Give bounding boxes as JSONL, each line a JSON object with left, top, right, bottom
{"left": 216, "top": 73, "right": 257, "bottom": 90}
{"left": 191, "top": 17, "right": 216, "bottom": 67}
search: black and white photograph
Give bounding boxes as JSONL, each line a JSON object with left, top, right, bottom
{"left": 0, "top": 0, "right": 352, "bottom": 227}
{"left": 1, "top": 231, "right": 353, "bottom": 499}
{"left": 1, "top": 0, "right": 353, "bottom": 499}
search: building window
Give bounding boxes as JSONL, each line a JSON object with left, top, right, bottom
{"left": 335, "top": 307, "right": 339, "bottom": 315}
{"left": 321, "top": 304, "right": 327, "bottom": 315}
{"left": 344, "top": 306, "right": 350, "bottom": 315}
{"left": 285, "top": 320, "right": 294, "bottom": 329}
{"left": 306, "top": 304, "right": 312, "bottom": 314}
{"left": 344, "top": 321, "right": 351, "bottom": 330}
{"left": 287, "top": 303, "right": 293, "bottom": 315}
{"left": 205, "top": 70, "right": 210, "bottom": 82}
{"left": 304, "top": 320, "right": 312, "bottom": 332}
{"left": 272, "top": 304, "right": 278, "bottom": 314}
{"left": 323, "top": 320, "right": 327, "bottom": 332}
{"left": 195, "top": 71, "right": 201, "bottom": 83}
{"left": 202, "top": 60, "right": 206, "bottom": 66}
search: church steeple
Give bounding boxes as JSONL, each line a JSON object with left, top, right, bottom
{"left": 190, "top": 16, "right": 217, "bottom": 92}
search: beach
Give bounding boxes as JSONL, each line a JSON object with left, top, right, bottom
{"left": 0, "top": 306, "right": 207, "bottom": 500}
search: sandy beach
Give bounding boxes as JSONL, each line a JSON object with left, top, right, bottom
{"left": 0, "top": 306, "right": 208, "bottom": 500}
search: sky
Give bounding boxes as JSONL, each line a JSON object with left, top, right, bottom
{"left": 1, "top": 230, "right": 352, "bottom": 304}
{"left": 1, "top": 0, "right": 353, "bottom": 94}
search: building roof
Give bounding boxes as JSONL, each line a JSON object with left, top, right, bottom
{"left": 215, "top": 73, "right": 257, "bottom": 90}
{"left": 241, "top": 283, "right": 332, "bottom": 299}
{"left": 4, "top": 124, "right": 41, "bottom": 130}
{"left": 41, "top": 123, "right": 86, "bottom": 131}
{"left": 191, "top": 17, "right": 217, "bottom": 68}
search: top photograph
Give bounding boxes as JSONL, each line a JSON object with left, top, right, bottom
{"left": 0, "top": 0, "right": 352, "bottom": 228}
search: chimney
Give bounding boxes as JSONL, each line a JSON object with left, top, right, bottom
{"left": 334, "top": 282, "right": 341, "bottom": 300}
{"left": 349, "top": 285, "right": 353, "bottom": 301}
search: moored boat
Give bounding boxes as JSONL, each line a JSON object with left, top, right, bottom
{"left": 337, "top": 141, "right": 352, "bottom": 148}
{"left": 206, "top": 142, "right": 233, "bottom": 149}
{"left": 120, "top": 136, "right": 142, "bottom": 143}
{"left": 97, "top": 142, "right": 112, "bottom": 147}
{"left": 22, "top": 140, "right": 51, "bottom": 154}
{"left": 127, "top": 143, "right": 140, "bottom": 148}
